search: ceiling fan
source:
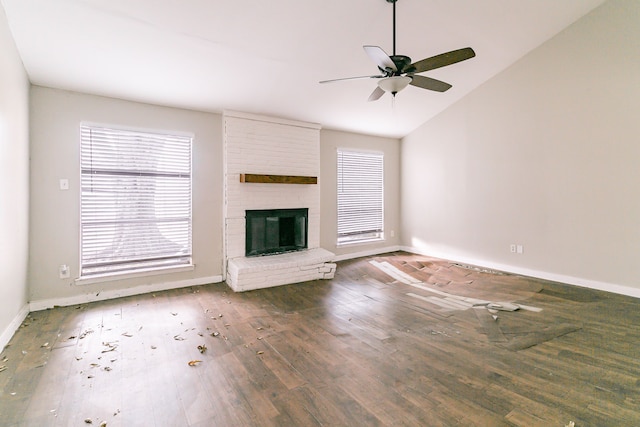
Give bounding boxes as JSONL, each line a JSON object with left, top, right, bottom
{"left": 320, "top": 0, "right": 476, "bottom": 101}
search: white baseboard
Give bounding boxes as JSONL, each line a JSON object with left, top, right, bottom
{"left": 333, "top": 245, "right": 401, "bottom": 262}
{"left": 29, "top": 275, "right": 223, "bottom": 312}
{"left": 401, "top": 246, "right": 640, "bottom": 299}
{"left": 0, "top": 304, "right": 29, "bottom": 352}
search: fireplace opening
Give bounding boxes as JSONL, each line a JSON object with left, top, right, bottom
{"left": 245, "top": 208, "right": 308, "bottom": 257}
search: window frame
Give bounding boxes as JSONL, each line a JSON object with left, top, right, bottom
{"left": 78, "top": 123, "right": 193, "bottom": 281}
{"left": 336, "top": 148, "right": 385, "bottom": 246}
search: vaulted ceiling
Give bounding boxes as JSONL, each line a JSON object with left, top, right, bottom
{"left": 1, "top": 0, "right": 607, "bottom": 138}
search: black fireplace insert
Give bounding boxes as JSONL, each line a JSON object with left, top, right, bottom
{"left": 245, "top": 208, "right": 308, "bottom": 257}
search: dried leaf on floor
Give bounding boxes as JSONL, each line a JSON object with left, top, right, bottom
{"left": 188, "top": 360, "right": 202, "bottom": 366}
{"left": 173, "top": 335, "right": 186, "bottom": 341}
{"left": 84, "top": 419, "right": 92, "bottom": 424}
{"left": 256, "top": 351, "right": 264, "bottom": 355}
{"left": 41, "top": 342, "right": 49, "bottom": 348}
{"left": 151, "top": 345, "right": 157, "bottom": 350}
{"left": 79, "top": 329, "right": 94, "bottom": 339}
{"left": 171, "top": 312, "right": 178, "bottom": 316}
{"left": 197, "top": 345, "right": 207, "bottom": 354}
{"left": 121, "top": 332, "right": 132, "bottom": 337}
{"left": 100, "top": 422, "right": 107, "bottom": 427}
{"left": 0, "top": 365, "right": 7, "bottom": 372}
{"left": 210, "top": 331, "right": 219, "bottom": 337}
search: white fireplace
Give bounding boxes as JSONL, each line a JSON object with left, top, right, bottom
{"left": 223, "top": 111, "right": 335, "bottom": 292}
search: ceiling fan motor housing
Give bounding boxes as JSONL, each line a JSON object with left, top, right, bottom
{"left": 390, "top": 55, "right": 414, "bottom": 75}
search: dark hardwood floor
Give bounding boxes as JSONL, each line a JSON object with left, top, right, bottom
{"left": 1, "top": 252, "right": 639, "bottom": 426}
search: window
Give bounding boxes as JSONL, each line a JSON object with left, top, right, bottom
{"left": 80, "top": 124, "right": 192, "bottom": 277}
{"left": 337, "top": 149, "right": 384, "bottom": 245}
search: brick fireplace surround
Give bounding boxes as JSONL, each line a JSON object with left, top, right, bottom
{"left": 223, "top": 111, "right": 336, "bottom": 292}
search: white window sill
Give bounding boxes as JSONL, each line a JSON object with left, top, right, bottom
{"left": 75, "top": 264, "right": 195, "bottom": 286}
{"left": 337, "top": 237, "right": 385, "bottom": 248}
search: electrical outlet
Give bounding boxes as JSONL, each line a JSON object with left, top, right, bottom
{"left": 510, "top": 244, "right": 517, "bottom": 253}
{"left": 59, "top": 264, "right": 70, "bottom": 279}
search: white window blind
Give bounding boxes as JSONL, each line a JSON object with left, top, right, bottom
{"left": 80, "top": 125, "right": 192, "bottom": 277}
{"left": 337, "top": 149, "right": 384, "bottom": 245}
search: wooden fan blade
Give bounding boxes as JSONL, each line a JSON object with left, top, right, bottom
{"left": 363, "top": 45, "right": 397, "bottom": 72}
{"left": 410, "top": 75, "right": 452, "bottom": 92}
{"left": 368, "top": 86, "right": 385, "bottom": 102}
{"left": 319, "top": 75, "right": 384, "bottom": 84}
{"left": 411, "top": 47, "right": 475, "bottom": 74}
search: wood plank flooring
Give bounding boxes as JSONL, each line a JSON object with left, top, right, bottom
{"left": 1, "top": 252, "right": 639, "bottom": 426}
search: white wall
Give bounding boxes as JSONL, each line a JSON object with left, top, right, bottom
{"left": 320, "top": 129, "right": 401, "bottom": 259}
{"left": 401, "top": 0, "right": 640, "bottom": 295}
{"left": 0, "top": 3, "right": 30, "bottom": 348}
{"left": 29, "top": 87, "right": 224, "bottom": 306}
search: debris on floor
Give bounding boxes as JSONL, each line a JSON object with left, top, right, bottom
{"left": 370, "top": 258, "right": 582, "bottom": 350}
{"left": 79, "top": 329, "right": 94, "bottom": 339}
{"left": 452, "top": 262, "right": 504, "bottom": 275}
{"left": 486, "top": 302, "right": 520, "bottom": 312}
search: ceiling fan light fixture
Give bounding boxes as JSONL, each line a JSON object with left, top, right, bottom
{"left": 377, "top": 76, "right": 411, "bottom": 94}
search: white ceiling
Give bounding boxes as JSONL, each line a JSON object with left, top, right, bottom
{"left": 2, "top": 0, "right": 607, "bottom": 138}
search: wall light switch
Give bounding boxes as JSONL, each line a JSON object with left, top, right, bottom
{"left": 59, "top": 179, "right": 69, "bottom": 190}
{"left": 517, "top": 245, "right": 524, "bottom": 254}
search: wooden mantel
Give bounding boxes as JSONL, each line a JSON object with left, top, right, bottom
{"left": 240, "top": 174, "right": 317, "bottom": 185}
